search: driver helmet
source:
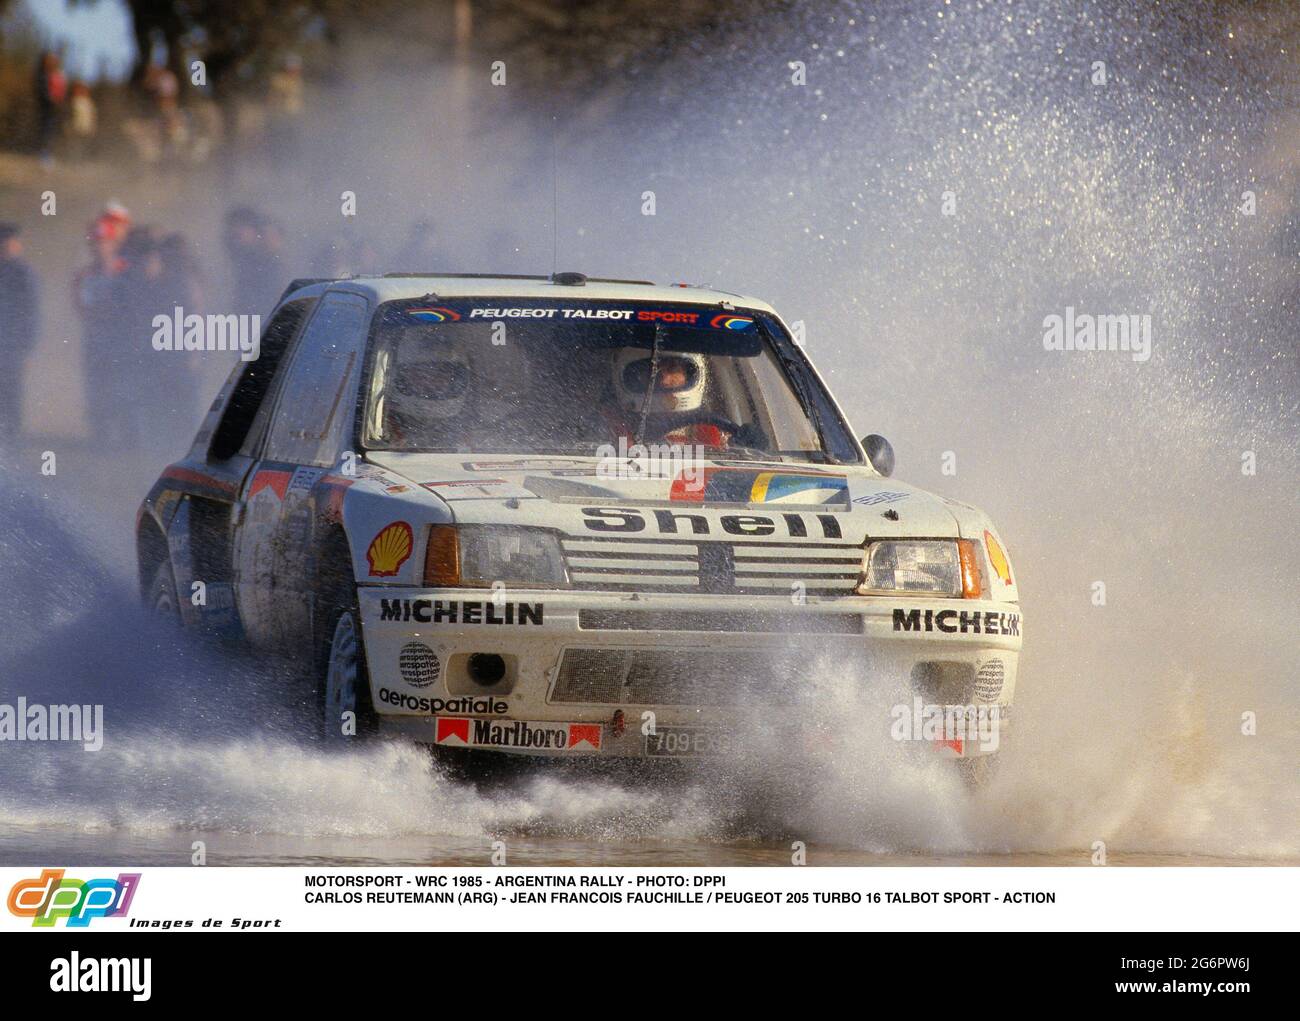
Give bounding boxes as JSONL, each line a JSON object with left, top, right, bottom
{"left": 612, "top": 348, "right": 707, "bottom": 414}
{"left": 391, "top": 335, "right": 472, "bottom": 428}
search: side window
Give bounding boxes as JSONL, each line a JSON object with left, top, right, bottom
{"left": 209, "top": 298, "right": 316, "bottom": 461}
{"left": 264, "top": 293, "right": 370, "bottom": 467}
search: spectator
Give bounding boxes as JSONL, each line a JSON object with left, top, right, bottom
{"left": 74, "top": 207, "right": 131, "bottom": 447}
{"left": 142, "top": 62, "right": 190, "bottom": 165}
{"left": 67, "top": 82, "right": 98, "bottom": 160}
{"left": 156, "top": 233, "right": 204, "bottom": 433}
{"left": 267, "top": 53, "right": 305, "bottom": 158}
{"left": 0, "top": 224, "right": 39, "bottom": 438}
{"left": 114, "top": 227, "right": 168, "bottom": 448}
{"left": 224, "top": 206, "right": 284, "bottom": 313}
{"left": 268, "top": 54, "right": 305, "bottom": 118}
{"left": 34, "top": 52, "right": 67, "bottom": 164}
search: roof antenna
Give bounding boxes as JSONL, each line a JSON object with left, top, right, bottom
{"left": 550, "top": 113, "right": 558, "bottom": 277}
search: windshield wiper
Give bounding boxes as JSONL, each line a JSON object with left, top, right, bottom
{"left": 714, "top": 444, "right": 780, "bottom": 461}
{"left": 765, "top": 325, "right": 840, "bottom": 465}
{"left": 786, "top": 449, "right": 832, "bottom": 464}
{"left": 633, "top": 323, "right": 664, "bottom": 447}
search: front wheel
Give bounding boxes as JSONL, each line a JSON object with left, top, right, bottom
{"left": 148, "top": 560, "right": 182, "bottom": 623}
{"left": 319, "top": 598, "right": 377, "bottom": 743}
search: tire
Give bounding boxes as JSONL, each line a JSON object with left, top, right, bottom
{"left": 147, "top": 560, "right": 182, "bottom": 624}
{"left": 317, "top": 590, "right": 377, "bottom": 744}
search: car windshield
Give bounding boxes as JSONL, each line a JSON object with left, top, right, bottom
{"left": 361, "top": 298, "right": 858, "bottom": 463}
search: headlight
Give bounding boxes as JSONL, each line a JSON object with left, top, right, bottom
{"left": 424, "top": 525, "right": 568, "bottom": 587}
{"left": 858, "top": 540, "right": 983, "bottom": 598}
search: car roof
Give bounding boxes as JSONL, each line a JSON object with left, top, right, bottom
{"left": 282, "top": 273, "right": 780, "bottom": 315}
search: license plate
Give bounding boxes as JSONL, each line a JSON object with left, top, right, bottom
{"left": 645, "top": 727, "right": 731, "bottom": 758}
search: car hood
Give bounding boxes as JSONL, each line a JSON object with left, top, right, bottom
{"left": 363, "top": 452, "right": 961, "bottom": 542}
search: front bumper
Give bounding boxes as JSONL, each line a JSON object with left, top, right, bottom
{"left": 357, "top": 587, "right": 1022, "bottom": 758}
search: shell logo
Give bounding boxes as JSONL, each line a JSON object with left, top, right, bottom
{"left": 366, "top": 522, "right": 414, "bottom": 577}
{"left": 984, "top": 530, "right": 1013, "bottom": 587}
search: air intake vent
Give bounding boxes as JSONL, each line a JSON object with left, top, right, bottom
{"left": 551, "top": 648, "right": 799, "bottom": 706}
{"left": 577, "top": 610, "right": 863, "bottom": 634}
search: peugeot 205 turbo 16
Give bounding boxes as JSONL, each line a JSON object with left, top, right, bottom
{"left": 137, "top": 273, "right": 1021, "bottom": 771}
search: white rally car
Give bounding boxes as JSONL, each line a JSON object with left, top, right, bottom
{"left": 138, "top": 273, "right": 1021, "bottom": 764}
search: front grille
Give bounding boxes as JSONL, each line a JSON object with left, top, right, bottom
{"left": 551, "top": 647, "right": 797, "bottom": 705}
{"left": 577, "top": 609, "right": 863, "bottom": 634}
{"left": 561, "top": 536, "right": 863, "bottom": 595}
{"left": 550, "top": 649, "right": 629, "bottom": 703}
{"left": 562, "top": 538, "right": 700, "bottom": 590}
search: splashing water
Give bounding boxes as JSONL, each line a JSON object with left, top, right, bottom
{"left": 2, "top": 0, "right": 1296, "bottom": 863}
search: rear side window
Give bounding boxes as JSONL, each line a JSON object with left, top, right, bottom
{"left": 208, "top": 298, "right": 315, "bottom": 461}
{"left": 263, "top": 292, "right": 370, "bottom": 467}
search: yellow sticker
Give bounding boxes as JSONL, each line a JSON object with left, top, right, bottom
{"left": 984, "top": 530, "right": 1013, "bottom": 587}
{"left": 367, "top": 521, "right": 414, "bottom": 577}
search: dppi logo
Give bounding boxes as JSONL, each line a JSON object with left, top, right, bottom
{"left": 7, "top": 869, "right": 140, "bottom": 927}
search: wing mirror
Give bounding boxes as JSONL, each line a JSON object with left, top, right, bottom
{"left": 862, "top": 434, "right": 894, "bottom": 477}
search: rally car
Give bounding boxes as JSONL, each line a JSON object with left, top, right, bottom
{"left": 137, "top": 273, "right": 1021, "bottom": 766}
